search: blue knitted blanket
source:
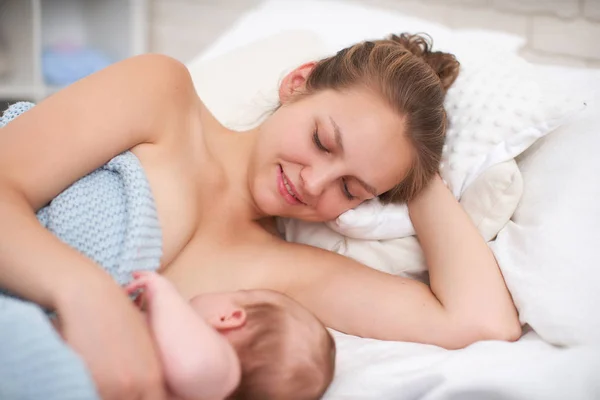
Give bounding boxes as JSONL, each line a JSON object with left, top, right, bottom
{"left": 0, "top": 102, "right": 163, "bottom": 399}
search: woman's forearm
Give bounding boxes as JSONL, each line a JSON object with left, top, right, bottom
{"left": 0, "top": 185, "right": 113, "bottom": 309}
{"left": 408, "top": 175, "right": 520, "bottom": 339}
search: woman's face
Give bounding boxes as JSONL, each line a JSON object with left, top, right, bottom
{"left": 249, "top": 66, "right": 413, "bottom": 222}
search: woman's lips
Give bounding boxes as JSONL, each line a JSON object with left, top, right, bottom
{"left": 278, "top": 165, "right": 304, "bottom": 205}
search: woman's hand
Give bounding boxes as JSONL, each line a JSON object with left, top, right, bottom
{"left": 55, "top": 273, "right": 167, "bottom": 400}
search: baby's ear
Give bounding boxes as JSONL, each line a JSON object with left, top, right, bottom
{"left": 212, "top": 308, "right": 247, "bottom": 331}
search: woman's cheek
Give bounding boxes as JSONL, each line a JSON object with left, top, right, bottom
{"left": 319, "top": 198, "right": 348, "bottom": 221}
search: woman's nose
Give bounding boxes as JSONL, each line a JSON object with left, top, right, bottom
{"left": 300, "top": 165, "right": 334, "bottom": 200}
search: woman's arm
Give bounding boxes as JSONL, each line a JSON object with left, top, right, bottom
{"left": 0, "top": 53, "right": 194, "bottom": 306}
{"left": 409, "top": 175, "right": 519, "bottom": 339}
{"left": 0, "top": 54, "right": 196, "bottom": 399}
{"left": 280, "top": 176, "right": 520, "bottom": 349}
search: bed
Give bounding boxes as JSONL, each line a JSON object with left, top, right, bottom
{"left": 185, "top": 1, "right": 600, "bottom": 399}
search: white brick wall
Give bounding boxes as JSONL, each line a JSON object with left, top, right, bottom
{"left": 363, "top": 0, "right": 600, "bottom": 67}
{"left": 149, "top": 0, "right": 261, "bottom": 61}
{"left": 584, "top": 0, "right": 600, "bottom": 21}
{"left": 363, "top": 0, "right": 450, "bottom": 24}
{"left": 149, "top": 0, "right": 600, "bottom": 68}
{"left": 494, "top": 0, "right": 580, "bottom": 18}
{"left": 532, "top": 16, "right": 600, "bottom": 59}
{"left": 446, "top": 6, "right": 529, "bottom": 37}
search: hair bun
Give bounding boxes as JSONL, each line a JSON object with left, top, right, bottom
{"left": 390, "top": 33, "right": 460, "bottom": 92}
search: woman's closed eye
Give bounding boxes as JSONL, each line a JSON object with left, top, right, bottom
{"left": 342, "top": 179, "right": 356, "bottom": 201}
{"left": 313, "top": 129, "right": 330, "bottom": 153}
{"left": 312, "top": 127, "right": 355, "bottom": 200}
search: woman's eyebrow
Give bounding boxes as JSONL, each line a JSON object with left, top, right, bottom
{"left": 356, "top": 178, "right": 378, "bottom": 197}
{"left": 329, "top": 116, "right": 344, "bottom": 151}
{"left": 329, "top": 116, "right": 378, "bottom": 197}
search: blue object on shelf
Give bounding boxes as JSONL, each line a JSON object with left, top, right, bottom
{"left": 42, "top": 46, "right": 112, "bottom": 86}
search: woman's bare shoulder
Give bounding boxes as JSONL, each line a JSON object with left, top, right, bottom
{"left": 115, "top": 54, "right": 194, "bottom": 91}
{"left": 108, "top": 54, "right": 199, "bottom": 126}
{"left": 81, "top": 53, "right": 199, "bottom": 133}
{"left": 0, "top": 54, "right": 200, "bottom": 211}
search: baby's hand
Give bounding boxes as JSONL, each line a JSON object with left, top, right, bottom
{"left": 125, "top": 271, "right": 174, "bottom": 310}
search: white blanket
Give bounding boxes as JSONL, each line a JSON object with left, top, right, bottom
{"left": 328, "top": 330, "right": 600, "bottom": 399}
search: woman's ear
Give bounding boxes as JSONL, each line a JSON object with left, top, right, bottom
{"left": 279, "top": 62, "right": 316, "bottom": 103}
{"left": 210, "top": 307, "right": 247, "bottom": 331}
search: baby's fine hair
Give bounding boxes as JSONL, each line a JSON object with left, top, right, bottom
{"left": 228, "top": 300, "right": 336, "bottom": 400}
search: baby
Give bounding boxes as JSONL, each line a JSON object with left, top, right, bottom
{"left": 125, "top": 271, "right": 336, "bottom": 400}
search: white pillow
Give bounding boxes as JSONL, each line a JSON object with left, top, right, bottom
{"left": 459, "top": 159, "right": 523, "bottom": 242}
{"left": 490, "top": 97, "right": 600, "bottom": 347}
{"left": 189, "top": 30, "right": 328, "bottom": 130}
{"left": 327, "top": 41, "right": 585, "bottom": 240}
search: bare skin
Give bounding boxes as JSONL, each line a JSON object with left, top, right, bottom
{"left": 0, "top": 54, "right": 520, "bottom": 399}
{"left": 124, "top": 271, "right": 241, "bottom": 400}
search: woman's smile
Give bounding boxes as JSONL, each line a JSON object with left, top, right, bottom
{"left": 277, "top": 164, "right": 305, "bottom": 206}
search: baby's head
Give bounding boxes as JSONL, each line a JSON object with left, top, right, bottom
{"left": 191, "top": 289, "right": 336, "bottom": 399}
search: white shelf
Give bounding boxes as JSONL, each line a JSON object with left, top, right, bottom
{"left": 0, "top": 81, "right": 40, "bottom": 100}
{"left": 0, "top": 0, "right": 37, "bottom": 101}
{"left": 0, "top": 0, "right": 148, "bottom": 103}
{"left": 0, "top": 63, "right": 40, "bottom": 99}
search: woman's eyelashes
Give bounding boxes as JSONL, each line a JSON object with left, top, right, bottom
{"left": 312, "top": 127, "right": 356, "bottom": 201}
{"left": 312, "top": 129, "right": 330, "bottom": 153}
{"left": 342, "top": 179, "right": 356, "bottom": 201}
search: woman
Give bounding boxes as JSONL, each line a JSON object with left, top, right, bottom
{"left": 0, "top": 34, "right": 520, "bottom": 399}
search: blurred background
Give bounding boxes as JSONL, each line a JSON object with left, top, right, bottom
{"left": 0, "top": 0, "right": 598, "bottom": 105}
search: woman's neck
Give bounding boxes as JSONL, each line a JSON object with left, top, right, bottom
{"left": 200, "top": 111, "right": 265, "bottom": 222}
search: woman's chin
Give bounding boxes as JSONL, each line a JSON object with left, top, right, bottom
{"left": 253, "top": 191, "right": 338, "bottom": 222}
{"left": 256, "top": 199, "right": 291, "bottom": 219}
{"left": 291, "top": 214, "right": 330, "bottom": 223}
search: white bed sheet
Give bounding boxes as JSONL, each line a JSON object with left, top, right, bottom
{"left": 329, "top": 330, "right": 600, "bottom": 400}
{"left": 186, "top": 1, "right": 600, "bottom": 398}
